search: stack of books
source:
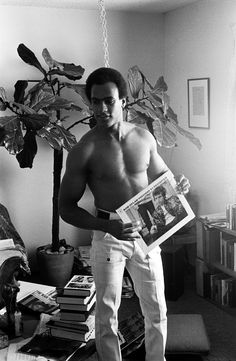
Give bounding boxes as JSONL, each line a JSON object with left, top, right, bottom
{"left": 46, "top": 275, "right": 96, "bottom": 343}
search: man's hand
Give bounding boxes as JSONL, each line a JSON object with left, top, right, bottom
{"left": 107, "top": 219, "right": 142, "bottom": 241}
{"left": 175, "top": 174, "right": 190, "bottom": 195}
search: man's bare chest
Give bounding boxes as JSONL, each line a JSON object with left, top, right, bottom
{"left": 88, "top": 141, "right": 150, "bottom": 180}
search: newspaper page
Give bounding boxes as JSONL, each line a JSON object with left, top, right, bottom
{"left": 116, "top": 171, "right": 195, "bottom": 255}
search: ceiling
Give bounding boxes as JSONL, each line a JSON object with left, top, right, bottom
{"left": 0, "top": 0, "right": 199, "bottom": 13}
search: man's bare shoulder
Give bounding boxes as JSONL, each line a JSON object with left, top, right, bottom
{"left": 128, "top": 123, "right": 156, "bottom": 145}
{"left": 66, "top": 128, "right": 97, "bottom": 166}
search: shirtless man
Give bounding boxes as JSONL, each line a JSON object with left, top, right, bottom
{"left": 59, "top": 67, "right": 190, "bottom": 361}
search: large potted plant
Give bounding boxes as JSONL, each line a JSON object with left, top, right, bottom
{"left": 0, "top": 44, "right": 201, "bottom": 287}
{"left": 0, "top": 44, "right": 93, "bottom": 286}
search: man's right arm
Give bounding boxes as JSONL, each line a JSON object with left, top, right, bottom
{"left": 59, "top": 144, "right": 141, "bottom": 240}
{"left": 59, "top": 143, "right": 108, "bottom": 232}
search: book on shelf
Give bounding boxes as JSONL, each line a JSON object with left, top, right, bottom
{"left": 226, "top": 203, "right": 236, "bottom": 230}
{"left": 63, "top": 275, "right": 95, "bottom": 297}
{"left": 203, "top": 271, "right": 236, "bottom": 307}
{"left": 56, "top": 290, "right": 95, "bottom": 305}
{"left": 60, "top": 304, "right": 96, "bottom": 322}
{"left": 17, "top": 333, "right": 83, "bottom": 361}
{"left": 219, "top": 232, "right": 236, "bottom": 271}
{"left": 118, "top": 312, "right": 145, "bottom": 353}
{"left": 60, "top": 292, "right": 96, "bottom": 312}
{"left": 203, "top": 227, "right": 220, "bottom": 263}
{"left": 17, "top": 289, "right": 59, "bottom": 315}
{"left": 49, "top": 310, "right": 95, "bottom": 332}
{"left": 50, "top": 325, "right": 95, "bottom": 342}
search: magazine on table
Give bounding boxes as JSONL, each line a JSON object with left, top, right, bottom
{"left": 63, "top": 275, "right": 95, "bottom": 297}
{"left": 116, "top": 171, "right": 195, "bottom": 255}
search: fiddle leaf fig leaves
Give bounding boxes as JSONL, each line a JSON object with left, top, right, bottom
{"left": 64, "top": 83, "right": 90, "bottom": 107}
{"left": 170, "top": 121, "right": 202, "bottom": 150}
{"left": 0, "top": 87, "right": 7, "bottom": 110}
{"left": 2, "top": 116, "right": 24, "bottom": 155}
{"left": 0, "top": 44, "right": 202, "bottom": 172}
{"left": 20, "top": 113, "right": 50, "bottom": 131}
{"left": 14, "top": 80, "right": 28, "bottom": 103}
{"left": 45, "top": 96, "right": 77, "bottom": 112}
{"left": 127, "top": 66, "right": 202, "bottom": 149}
{"left": 42, "top": 48, "right": 85, "bottom": 80}
{"left": 16, "top": 130, "right": 37, "bottom": 168}
{"left": 127, "top": 66, "right": 145, "bottom": 99}
{"left": 153, "top": 121, "right": 177, "bottom": 148}
{"left": 37, "top": 123, "right": 76, "bottom": 151}
{"left": 153, "top": 76, "right": 168, "bottom": 93}
{"left": 17, "top": 44, "right": 46, "bottom": 76}
{"left": 53, "top": 124, "right": 77, "bottom": 151}
{"left": 42, "top": 48, "right": 57, "bottom": 68}
{"left": 48, "top": 63, "right": 85, "bottom": 81}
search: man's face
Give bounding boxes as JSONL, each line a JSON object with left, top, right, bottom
{"left": 90, "top": 82, "right": 125, "bottom": 128}
{"left": 154, "top": 193, "right": 165, "bottom": 206}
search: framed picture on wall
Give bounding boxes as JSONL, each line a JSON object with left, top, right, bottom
{"left": 187, "top": 78, "right": 210, "bottom": 129}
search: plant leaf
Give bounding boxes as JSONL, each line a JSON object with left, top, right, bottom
{"left": 153, "top": 76, "right": 168, "bottom": 93}
{"left": 16, "top": 130, "right": 37, "bottom": 168}
{"left": 37, "top": 123, "right": 76, "bottom": 151}
{"left": 153, "top": 120, "right": 177, "bottom": 148}
{"left": 52, "top": 124, "right": 77, "bottom": 151}
{"left": 3, "top": 116, "right": 24, "bottom": 154}
{"left": 126, "top": 108, "right": 146, "bottom": 125}
{"left": 45, "top": 96, "right": 76, "bottom": 111}
{"left": 127, "top": 66, "right": 145, "bottom": 99}
{"left": 42, "top": 48, "right": 59, "bottom": 69}
{"left": 10, "top": 101, "right": 36, "bottom": 114}
{"left": 146, "top": 90, "right": 162, "bottom": 107}
{"left": 64, "top": 83, "right": 90, "bottom": 107}
{"left": 37, "top": 124, "right": 62, "bottom": 150}
{"left": 0, "top": 127, "right": 6, "bottom": 145}
{"left": 14, "top": 80, "right": 28, "bottom": 103}
{"left": 0, "top": 87, "right": 7, "bottom": 111}
{"left": 166, "top": 106, "right": 178, "bottom": 124}
{"left": 170, "top": 120, "right": 202, "bottom": 150}
{"left": 0, "top": 87, "right": 7, "bottom": 102}
{"left": 17, "top": 43, "right": 46, "bottom": 76}
{"left": 29, "top": 89, "right": 56, "bottom": 112}
{"left": 137, "top": 101, "right": 166, "bottom": 122}
{"left": 0, "top": 115, "right": 18, "bottom": 128}
{"left": 48, "top": 63, "right": 85, "bottom": 81}
{"left": 20, "top": 113, "right": 50, "bottom": 131}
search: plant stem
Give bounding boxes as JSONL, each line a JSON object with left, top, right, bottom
{"left": 52, "top": 148, "right": 63, "bottom": 252}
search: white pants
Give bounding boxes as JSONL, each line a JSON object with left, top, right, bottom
{"left": 91, "top": 225, "right": 167, "bottom": 361}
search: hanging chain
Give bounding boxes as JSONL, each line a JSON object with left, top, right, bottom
{"left": 98, "top": 0, "right": 110, "bottom": 68}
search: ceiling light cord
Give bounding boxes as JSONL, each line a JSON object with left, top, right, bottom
{"left": 98, "top": 0, "right": 110, "bottom": 68}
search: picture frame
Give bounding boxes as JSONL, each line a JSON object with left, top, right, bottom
{"left": 187, "top": 78, "right": 210, "bottom": 129}
{"left": 116, "top": 171, "right": 195, "bottom": 255}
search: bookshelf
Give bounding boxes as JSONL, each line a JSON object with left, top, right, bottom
{"left": 196, "top": 213, "right": 236, "bottom": 316}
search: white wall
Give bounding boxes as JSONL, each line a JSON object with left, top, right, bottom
{"left": 164, "top": 0, "right": 236, "bottom": 215}
{"left": 0, "top": 5, "right": 164, "bottom": 270}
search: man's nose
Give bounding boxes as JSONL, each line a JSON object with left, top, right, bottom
{"left": 101, "top": 101, "right": 108, "bottom": 112}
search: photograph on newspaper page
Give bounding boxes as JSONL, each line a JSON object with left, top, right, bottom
{"left": 116, "top": 171, "right": 195, "bottom": 255}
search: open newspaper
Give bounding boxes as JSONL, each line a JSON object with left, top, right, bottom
{"left": 116, "top": 171, "right": 195, "bottom": 255}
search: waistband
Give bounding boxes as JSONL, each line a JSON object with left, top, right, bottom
{"left": 96, "top": 208, "right": 120, "bottom": 220}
